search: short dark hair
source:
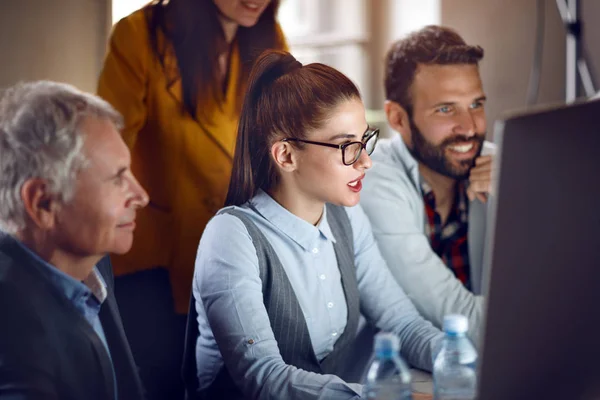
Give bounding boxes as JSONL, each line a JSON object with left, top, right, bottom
{"left": 384, "top": 25, "right": 484, "bottom": 115}
{"left": 225, "top": 50, "right": 361, "bottom": 206}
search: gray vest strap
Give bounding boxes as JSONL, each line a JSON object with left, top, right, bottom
{"left": 201, "top": 203, "right": 359, "bottom": 399}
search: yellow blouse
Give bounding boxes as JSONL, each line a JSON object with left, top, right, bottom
{"left": 98, "top": 9, "right": 286, "bottom": 313}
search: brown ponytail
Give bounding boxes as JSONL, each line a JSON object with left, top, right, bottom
{"left": 225, "top": 50, "right": 361, "bottom": 206}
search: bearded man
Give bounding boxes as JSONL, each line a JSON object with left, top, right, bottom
{"left": 361, "top": 25, "right": 496, "bottom": 345}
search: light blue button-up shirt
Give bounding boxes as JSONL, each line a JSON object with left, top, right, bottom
{"left": 193, "top": 190, "right": 443, "bottom": 399}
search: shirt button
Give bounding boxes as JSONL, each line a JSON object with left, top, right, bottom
{"left": 312, "top": 248, "right": 319, "bottom": 254}
{"left": 327, "top": 302, "right": 334, "bottom": 308}
{"left": 319, "top": 274, "right": 326, "bottom": 280}
{"left": 331, "top": 331, "right": 338, "bottom": 337}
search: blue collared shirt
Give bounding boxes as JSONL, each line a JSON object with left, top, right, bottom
{"left": 15, "top": 241, "right": 116, "bottom": 398}
{"left": 193, "top": 190, "right": 443, "bottom": 400}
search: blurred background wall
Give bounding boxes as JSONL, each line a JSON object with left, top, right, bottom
{"left": 0, "top": 0, "right": 110, "bottom": 93}
{"left": 0, "top": 0, "right": 598, "bottom": 136}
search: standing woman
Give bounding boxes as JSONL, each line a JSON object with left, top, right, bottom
{"left": 97, "top": 1, "right": 287, "bottom": 398}
{"left": 190, "top": 50, "right": 443, "bottom": 399}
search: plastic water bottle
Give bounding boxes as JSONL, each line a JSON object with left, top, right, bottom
{"left": 364, "top": 332, "right": 413, "bottom": 400}
{"left": 433, "top": 314, "right": 477, "bottom": 400}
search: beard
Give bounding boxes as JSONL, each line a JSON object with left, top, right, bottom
{"left": 407, "top": 117, "right": 485, "bottom": 180}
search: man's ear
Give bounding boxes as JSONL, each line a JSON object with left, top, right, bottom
{"left": 20, "top": 178, "right": 58, "bottom": 230}
{"left": 384, "top": 100, "right": 412, "bottom": 145}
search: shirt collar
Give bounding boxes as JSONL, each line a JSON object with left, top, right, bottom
{"left": 13, "top": 240, "right": 107, "bottom": 304}
{"left": 419, "top": 173, "right": 468, "bottom": 197}
{"left": 84, "top": 268, "right": 108, "bottom": 304}
{"left": 456, "top": 182, "right": 469, "bottom": 223}
{"left": 248, "top": 190, "right": 337, "bottom": 251}
{"left": 420, "top": 173, "right": 434, "bottom": 197}
{"left": 420, "top": 174, "right": 469, "bottom": 223}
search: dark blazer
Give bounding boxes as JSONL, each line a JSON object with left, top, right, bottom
{"left": 0, "top": 233, "right": 145, "bottom": 400}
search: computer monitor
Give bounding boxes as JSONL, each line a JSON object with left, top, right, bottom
{"left": 478, "top": 98, "right": 600, "bottom": 400}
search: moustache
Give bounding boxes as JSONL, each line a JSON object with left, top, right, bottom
{"left": 441, "top": 133, "right": 486, "bottom": 148}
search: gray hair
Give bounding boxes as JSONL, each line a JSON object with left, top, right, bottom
{"left": 0, "top": 80, "right": 123, "bottom": 234}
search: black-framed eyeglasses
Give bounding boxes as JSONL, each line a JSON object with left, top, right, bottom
{"left": 281, "top": 127, "right": 380, "bottom": 166}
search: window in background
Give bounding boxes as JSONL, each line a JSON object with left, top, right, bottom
{"left": 112, "top": 0, "right": 148, "bottom": 24}
{"left": 278, "top": 0, "right": 440, "bottom": 134}
{"left": 280, "top": 0, "right": 371, "bottom": 106}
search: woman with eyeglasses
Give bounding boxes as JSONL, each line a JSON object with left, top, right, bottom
{"left": 187, "top": 50, "right": 444, "bottom": 399}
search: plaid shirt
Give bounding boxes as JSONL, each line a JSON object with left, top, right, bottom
{"left": 421, "top": 179, "right": 471, "bottom": 289}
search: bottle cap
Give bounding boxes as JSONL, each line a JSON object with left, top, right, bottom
{"left": 443, "top": 314, "right": 469, "bottom": 334}
{"left": 374, "top": 332, "right": 400, "bottom": 353}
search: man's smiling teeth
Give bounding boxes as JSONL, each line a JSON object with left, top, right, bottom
{"left": 448, "top": 143, "right": 474, "bottom": 153}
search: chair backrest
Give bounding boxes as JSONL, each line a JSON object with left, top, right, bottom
{"left": 182, "top": 294, "right": 200, "bottom": 400}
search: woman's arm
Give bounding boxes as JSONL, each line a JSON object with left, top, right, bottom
{"left": 347, "top": 204, "right": 444, "bottom": 372}
{"left": 194, "top": 213, "right": 363, "bottom": 400}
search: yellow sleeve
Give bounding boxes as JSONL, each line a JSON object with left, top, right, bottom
{"left": 97, "top": 13, "right": 149, "bottom": 149}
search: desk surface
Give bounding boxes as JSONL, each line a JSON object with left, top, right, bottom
{"left": 413, "top": 394, "right": 433, "bottom": 400}
{"left": 411, "top": 368, "right": 433, "bottom": 395}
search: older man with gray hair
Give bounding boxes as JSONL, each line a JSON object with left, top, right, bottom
{"left": 0, "top": 81, "right": 148, "bottom": 399}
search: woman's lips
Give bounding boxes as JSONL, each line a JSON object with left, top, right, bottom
{"left": 347, "top": 175, "right": 365, "bottom": 192}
